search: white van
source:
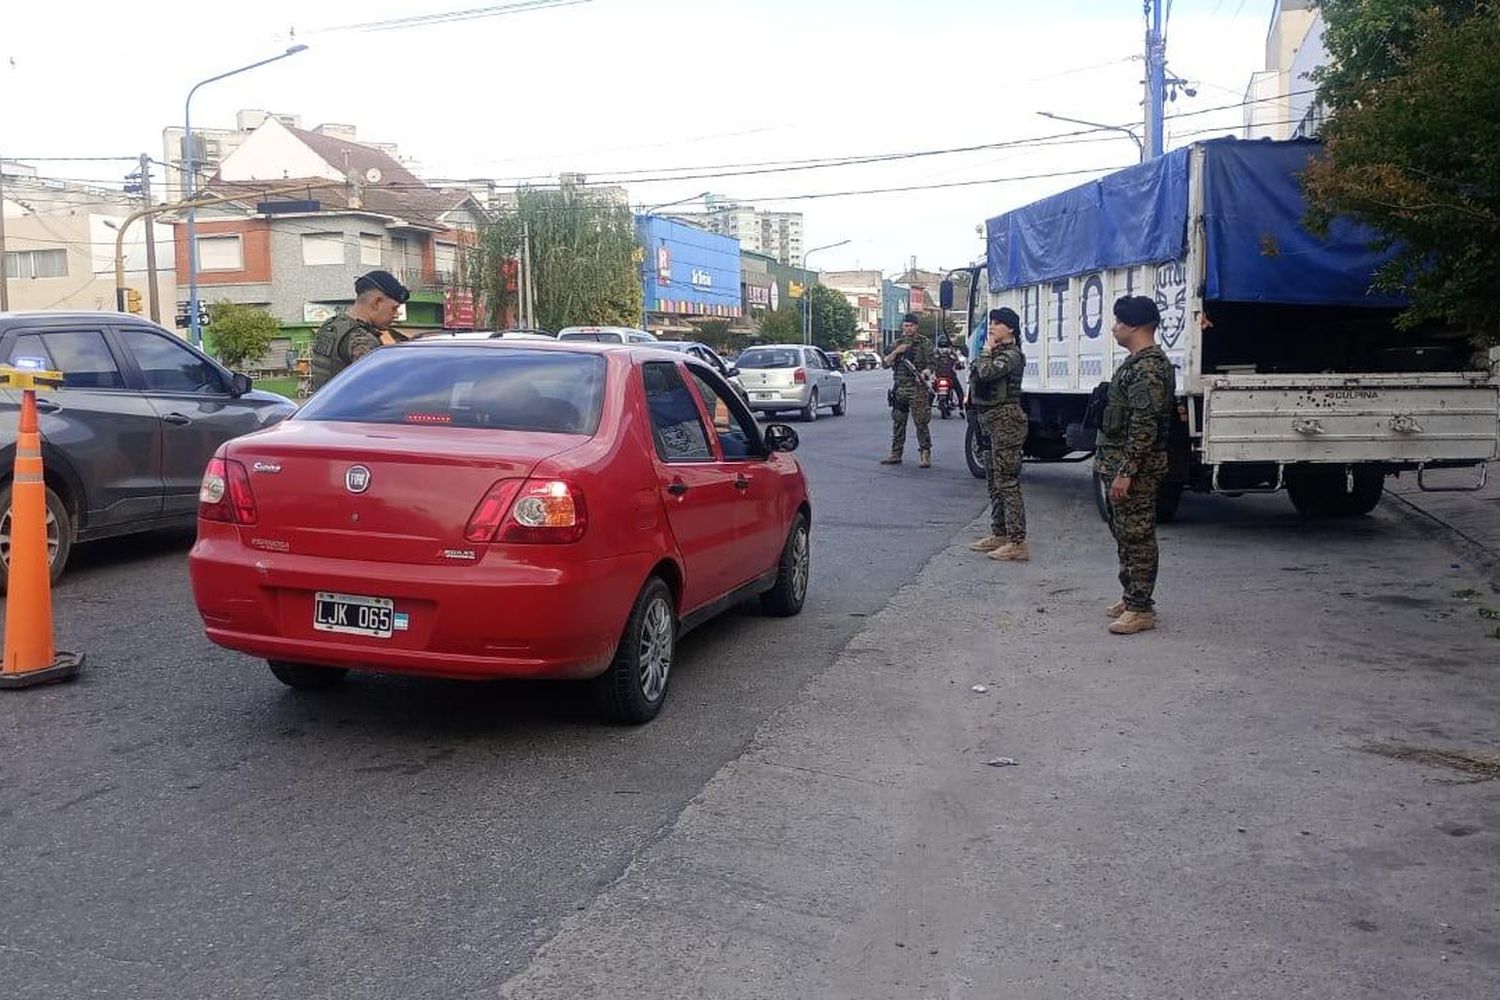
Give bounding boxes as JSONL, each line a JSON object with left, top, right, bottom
{"left": 557, "top": 326, "right": 658, "bottom": 344}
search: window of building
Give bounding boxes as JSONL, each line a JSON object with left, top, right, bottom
{"left": 434, "top": 240, "right": 458, "bottom": 278}
{"left": 302, "top": 232, "right": 345, "bottom": 267}
{"left": 4, "top": 249, "right": 69, "bottom": 280}
{"left": 197, "top": 235, "right": 243, "bottom": 272}
{"left": 359, "top": 233, "right": 383, "bottom": 267}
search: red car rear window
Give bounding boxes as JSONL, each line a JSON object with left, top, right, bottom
{"left": 298, "top": 348, "right": 606, "bottom": 435}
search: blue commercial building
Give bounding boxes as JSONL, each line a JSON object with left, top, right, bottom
{"left": 636, "top": 215, "right": 742, "bottom": 333}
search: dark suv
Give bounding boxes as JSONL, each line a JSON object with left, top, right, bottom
{"left": 0, "top": 312, "right": 296, "bottom": 589}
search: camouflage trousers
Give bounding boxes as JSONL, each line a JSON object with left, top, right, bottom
{"left": 890, "top": 384, "right": 932, "bottom": 455}
{"left": 1101, "top": 469, "right": 1163, "bottom": 612}
{"left": 979, "top": 403, "right": 1027, "bottom": 541}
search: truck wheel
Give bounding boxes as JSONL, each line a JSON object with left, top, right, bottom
{"left": 1155, "top": 480, "right": 1184, "bottom": 523}
{"left": 964, "top": 422, "right": 987, "bottom": 480}
{"left": 1026, "top": 438, "right": 1071, "bottom": 462}
{"left": 1093, "top": 473, "right": 1112, "bottom": 524}
{"left": 0, "top": 484, "right": 73, "bottom": 595}
{"left": 1286, "top": 465, "right": 1384, "bottom": 517}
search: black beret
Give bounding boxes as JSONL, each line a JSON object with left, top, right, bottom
{"left": 989, "top": 307, "right": 1020, "bottom": 331}
{"left": 902, "top": 312, "right": 920, "bottom": 325}
{"left": 355, "top": 269, "right": 410, "bottom": 304}
{"left": 1113, "top": 295, "right": 1160, "bottom": 328}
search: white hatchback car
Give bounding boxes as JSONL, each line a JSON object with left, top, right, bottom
{"left": 557, "top": 326, "right": 658, "bottom": 344}
{"left": 736, "top": 344, "right": 847, "bottom": 422}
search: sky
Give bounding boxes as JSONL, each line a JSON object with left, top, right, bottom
{"left": 2, "top": 0, "right": 1278, "bottom": 276}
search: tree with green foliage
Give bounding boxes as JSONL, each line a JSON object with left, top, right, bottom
{"left": 808, "top": 284, "right": 858, "bottom": 350}
{"left": 205, "top": 301, "right": 279, "bottom": 370}
{"left": 1304, "top": 0, "right": 1500, "bottom": 345}
{"left": 916, "top": 311, "right": 962, "bottom": 349}
{"left": 469, "top": 186, "right": 644, "bottom": 331}
{"left": 756, "top": 305, "right": 804, "bottom": 344}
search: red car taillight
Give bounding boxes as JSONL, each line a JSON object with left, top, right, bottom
{"left": 793, "top": 368, "right": 807, "bottom": 385}
{"left": 464, "top": 478, "right": 524, "bottom": 542}
{"left": 465, "top": 478, "right": 588, "bottom": 544}
{"left": 199, "top": 457, "right": 257, "bottom": 524}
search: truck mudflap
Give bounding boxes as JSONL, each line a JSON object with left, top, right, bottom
{"left": 1201, "top": 372, "right": 1500, "bottom": 466}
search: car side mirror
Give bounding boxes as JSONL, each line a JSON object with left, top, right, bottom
{"left": 939, "top": 279, "right": 955, "bottom": 311}
{"left": 764, "top": 423, "right": 799, "bottom": 453}
{"left": 727, "top": 365, "right": 740, "bottom": 378}
{"left": 230, "top": 372, "right": 253, "bottom": 397}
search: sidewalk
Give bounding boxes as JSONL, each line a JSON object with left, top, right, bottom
{"left": 1386, "top": 460, "right": 1500, "bottom": 581}
{"left": 491, "top": 468, "right": 1500, "bottom": 1000}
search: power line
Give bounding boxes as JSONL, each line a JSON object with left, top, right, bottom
{"left": 302, "top": 0, "right": 590, "bottom": 35}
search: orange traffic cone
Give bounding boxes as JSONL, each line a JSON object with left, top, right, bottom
{"left": 1, "top": 368, "right": 83, "bottom": 689}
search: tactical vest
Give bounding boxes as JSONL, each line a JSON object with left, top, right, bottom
{"left": 971, "top": 344, "right": 1025, "bottom": 408}
{"left": 1097, "top": 349, "right": 1175, "bottom": 448}
{"left": 309, "top": 316, "right": 361, "bottom": 390}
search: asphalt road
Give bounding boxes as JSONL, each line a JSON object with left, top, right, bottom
{"left": 0, "top": 369, "right": 987, "bottom": 999}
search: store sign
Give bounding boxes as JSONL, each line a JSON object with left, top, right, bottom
{"left": 747, "top": 284, "right": 771, "bottom": 308}
{"left": 657, "top": 245, "right": 672, "bottom": 286}
{"left": 691, "top": 268, "right": 712, "bottom": 289}
{"left": 443, "top": 289, "right": 476, "bottom": 329}
{"left": 770, "top": 282, "right": 781, "bottom": 311}
{"left": 788, "top": 280, "right": 805, "bottom": 299}
{"left": 304, "top": 302, "right": 339, "bottom": 325}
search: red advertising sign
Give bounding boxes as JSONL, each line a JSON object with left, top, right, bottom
{"left": 444, "top": 289, "right": 477, "bottom": 329}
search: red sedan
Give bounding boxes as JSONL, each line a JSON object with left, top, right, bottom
{"left": 189, "top": 340, "right": 811, "bottom": 723}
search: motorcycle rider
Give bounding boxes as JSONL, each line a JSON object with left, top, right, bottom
{"left": 932, "top": 335, "right": 964, "bottom": 414}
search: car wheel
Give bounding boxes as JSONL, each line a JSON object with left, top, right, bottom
{"left": 0, "top": 484, "right": 73, "bottom": 595}
{"left": 831, "top": 387, "right": 847, "bottom": 416}
{"left": 267, "top": 660, "right": 348, "bottom": 690}
{"left": 595, "top": 576, "right": 676, "bottom": 724}
{"left": 801, "top": 390, "right": 819, "bottom": 422}
{"left": 761, "top": 513, "right": 810, "bottom": 618}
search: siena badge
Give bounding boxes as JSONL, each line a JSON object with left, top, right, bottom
{"left": 345, "top": 465, "right": 372, "bottom": 494}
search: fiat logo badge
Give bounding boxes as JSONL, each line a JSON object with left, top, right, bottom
{"left": 345, "top": 465, "right": 372, "bottom": 494}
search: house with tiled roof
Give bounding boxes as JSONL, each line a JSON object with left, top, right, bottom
{"left": 170, "top": 116, "right": 489, "bottom": 342}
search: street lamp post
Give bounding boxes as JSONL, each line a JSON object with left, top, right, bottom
{"left": 184, "top": 44, "right": 308, "bottom": 346}
{"left": 800, "top": 239, "right": 850, "bottom": 346}
{"left": 1037, "top": 111, "right": 1145, "bottom": 163}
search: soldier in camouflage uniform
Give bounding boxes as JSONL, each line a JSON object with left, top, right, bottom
{"left": 967, "top": 308, "right": 1029, "bottom": 561}
{"left": 309, "top": 270, "right": 411, "bottom": 393}
{"left": 880, "top": 313, "right": 935, "bottom": 467}
{"left": 1095, "top": 295, "right": 1176, "bottom": 635}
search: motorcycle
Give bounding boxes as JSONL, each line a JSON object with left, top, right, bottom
{"left": 933, "top": 375, "right": 958, "bottom": 419}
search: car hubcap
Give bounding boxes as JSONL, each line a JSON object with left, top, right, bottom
{"left": 0, "top": 506, "right": 59, "bottom": 568}
{"left": 638, "top": 597, "right": 674, "bottom": 703}
{"left": 790, "top": 526, "right": 810, "bottom": 603}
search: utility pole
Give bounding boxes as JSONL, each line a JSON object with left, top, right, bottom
{"left": 1144, "top": 0, "right": 1167, "bottom": 159}
{"left": 0, "top": 153, "right": 10, "bottom": 312}
{"left": 137, "top": 154, "right": 161, "bottom": 323}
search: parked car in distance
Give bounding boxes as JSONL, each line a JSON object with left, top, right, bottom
{"left": 650, "top": 341, "right": 748, "bottom": 401}
{"left": 0, "top": 312, "right": 296, "bottom": 590}
{"left": 433, "top": 329, "right": 556, "bottom": 342}
{"left": 557, "top": 326, "right": 658, "bottom": 344}
{"left": 854, "top": 350, "right": 881, "bottom": 370}
{"left": 189, "top": 339, "right": 812, "bottom": 723}
{"left": 735, "top": 344, "right": 847, "bottom": 421}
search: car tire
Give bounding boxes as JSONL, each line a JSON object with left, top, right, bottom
{"left": 0, "top": 483, "right": 73, "bottom": 595}
{"left": 832, "top": 387, "right": 847, "bottom": 416}
{"left": 761, "top": 513, "right": 810, "bottom": 618}
{"left": 267, "top": 660, "right": 348, "bottom": 690}
{"left": 595, "top": 576, "right": 676, "bottom": 724}
{"left": 801, "top": 390, "right": 818, "bottom": 422}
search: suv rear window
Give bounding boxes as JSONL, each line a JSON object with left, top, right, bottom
{"left": 558, "top": 331, "right": 622, "bottom": 343}
{"left": 297, "top": 348, "right": 606, "bottom": 434}
{"left": 736, "top": 348, "right": 800, "bottom": 369}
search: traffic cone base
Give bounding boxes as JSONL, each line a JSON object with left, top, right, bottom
{"left": 0, "top": 651, "right": 83, "bottom": 689}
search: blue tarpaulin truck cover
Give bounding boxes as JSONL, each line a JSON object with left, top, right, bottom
{"left": 983, "top": 138, "right": 1405, "bottom": 308}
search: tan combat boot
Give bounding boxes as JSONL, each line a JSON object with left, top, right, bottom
{"left": 918, "top": 449, "right": 931, "bottom": 468}
{"left": 880, "top": 453, "right": 903, "bottom": 465}
{"left": 969, "top": 535, "right": 1005, "bottom": 553}
{"left": 990, "top": 541, "right": 1030, "bottom": 562}
{"left": 1108, "top": 610, "right": 1157, "bottom": 635}
{"left": 1104, "top": 600, "right": 1127, "bottom": 619}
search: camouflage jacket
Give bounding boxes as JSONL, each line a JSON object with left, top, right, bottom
{"left": 309, "top": 314, "right": 384, "bottom": 391}
{"left": 932, "top": 346, "right": 960, "bottom": 377}
{"left": 1095, "top": 344, "right": 1175, "bottom": 479}
{"left": 968, "top": 341, "right": 1025, "bottom": 409}
{"left": 886, "top": 334, "right": 932, "bottom": 389}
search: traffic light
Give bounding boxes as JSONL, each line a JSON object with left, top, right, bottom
{"left": 125, "top": 288, "right": 142, "bottom": 314}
